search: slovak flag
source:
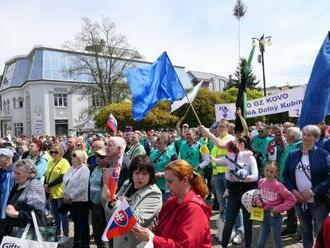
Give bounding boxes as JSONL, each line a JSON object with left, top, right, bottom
{"left": 103, "top": 166, "right": 121, "bottom": 202}
{"left": 102, "top": 198, "right": 137, "bottom": 241}
{"left": 106, "top": 113, "right": 118, "bottom": 133}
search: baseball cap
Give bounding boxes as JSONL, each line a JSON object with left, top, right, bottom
{"left": 95, "top": 148, "right": 106, "bottom": 157}
{"left": 0, "top": 148, "right": 14, "bottom": 158}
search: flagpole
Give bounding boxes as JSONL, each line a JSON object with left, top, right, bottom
{"left": 184, "top": 81, "right": 203, "bottom": 126}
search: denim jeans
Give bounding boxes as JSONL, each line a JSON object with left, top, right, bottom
{"left": 221, "top": 193, "right": 252, "bottom": 248}
{"left": 257, "top": 211, "right": 282, "bottom": 248}
{"left": 50, "top": 198, "right": 69, "bottom": 237}
{"left": 295, "top": 202, "right": 328, "bottom": 248}
{"left": 211, "top": 173, "right": 226, "bottom": 213}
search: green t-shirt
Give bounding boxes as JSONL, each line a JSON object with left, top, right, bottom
{"left": 252, "top": 135, "right": 273, "bottom": 170}
{"left": 151, "top": 145, "right": 177, "bottom": 191}
{"left": 279, "top": 140, "right": 302, "bottom": 181}
{"left": 179, "top": 142, "right": 203, "bottom": 175}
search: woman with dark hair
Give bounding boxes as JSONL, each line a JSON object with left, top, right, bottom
{"left": 211, "top": 139, "right": 258, "bottom": 248}
{"left": 26, "top": 140, "right": 48, "bottom": 183}
{"left": 103, "top": 154, "right": 162, "bottom": 248}
{"left": 132, "top": 159, "right": 212, "bottom": 248}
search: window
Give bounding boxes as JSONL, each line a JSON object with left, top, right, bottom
{"left": 6, "top": 100, "right": 10, "bottom": 112}
{"left": 13, "top": 98, "right": 16, "bottom": 109}
{"left": 18, "top": 98, "right": 23, "bottom": 108}
{"left": 14, "top": 123, "right": 23, "bottom": 137}
{"left": 54, "top": 93, "right": 67, "bottom": 107}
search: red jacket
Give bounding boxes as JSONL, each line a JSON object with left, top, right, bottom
{"left": 315, "top": 216, "right": 330, "bottom": 248}
{"left": 152, "top": 190, "right": 212, "bottom": 248}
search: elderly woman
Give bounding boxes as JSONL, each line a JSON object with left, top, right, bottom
{"left": 284, "top": 124, "right": 330, "bottom": 248}
{"left": 103, "top": 154, "right": 162, "bottom": 248}
{"left": 44, "top": 144, "right": 70, "bottom": 243}
{"left": 2, "top": 159, "right": 46, "bottom": 240}
{"left": 132, "top": 159, "right": 211, "bottom": 248}
{"left": 63, "top": 149, "right": 90, "bottom": 248}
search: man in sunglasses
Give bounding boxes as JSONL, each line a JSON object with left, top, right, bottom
{"left": 87, "top": 140, "right": 106, "bottom": 171}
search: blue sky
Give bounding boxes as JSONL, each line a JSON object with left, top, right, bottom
{"left": 1, "top": 0, "right": 329, "bottom": 87}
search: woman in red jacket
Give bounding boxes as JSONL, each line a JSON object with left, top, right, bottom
{"left": 132, "top": 159, "right": 212, "bottom": 248}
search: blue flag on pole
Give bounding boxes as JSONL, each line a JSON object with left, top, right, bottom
{"left": 298, "top": 32, "right": 330, "bottom": 128}
{"left": 125, "top": 52, "right": 186, "bottom": 121}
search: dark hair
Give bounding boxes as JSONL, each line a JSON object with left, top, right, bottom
{"left": 226, "top": 141, "right": 239, "bottom": 154}
{"left": 129, "top": 155, "right": 155, "bottom": 185}
{"left": 237, "top": 137, "right": 251, "bottom": 150}
{"left": 31, "top": 139, "right": 44, "bottom": 151}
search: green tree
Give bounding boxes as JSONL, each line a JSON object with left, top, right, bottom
{"left": 95, "top": 101, "right": 179, "bottom": 131}
{"left": 226, "top": 58, "right": 260, "bottom": 90}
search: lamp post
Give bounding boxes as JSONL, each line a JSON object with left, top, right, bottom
{"left": 252, "top": 35, "right": 272, "bottom": 96}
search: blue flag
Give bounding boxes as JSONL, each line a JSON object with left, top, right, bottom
{"left": 125, "top": 52, "right": 186, "bottom": 121}
{"left": 299, "top": 32, "right": 330, "bottom": 128}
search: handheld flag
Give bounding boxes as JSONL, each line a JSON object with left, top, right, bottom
{"left": 103, "top": 166, "right": 121, "bottom": 202}
{"left": 235, "top": 46, "right": 255, "bottom": 132}
{"left": 125, "top": 52, "right": 186, "bottom": 121}
{"left": 299, "top": 32, "right": 330, "bottom": 128}
{"left": 171, "top": 81, "right": 203, "bottom": 112}
{"left": 106, "top": 113, "right": 118, "bottom": 133}
{"left": 102, "top": 198, "right": 137, "bottom": 241}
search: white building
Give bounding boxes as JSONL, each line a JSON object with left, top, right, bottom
{"left": 0, "top": 46, "right": 192, "bottom": 137}
{"left": 187, "top": 70, "right": 228, "bottom": 92}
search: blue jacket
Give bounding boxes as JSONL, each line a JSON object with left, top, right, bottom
{"left": 0, "top": 163, "right": 15, "bottom": 219}
{"left": 283, "top": 146, "right": 330, "bottom": 198}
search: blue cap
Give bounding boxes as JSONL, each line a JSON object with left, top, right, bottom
{"left": 0, "top": 148, "right": 14, "bottom": 158}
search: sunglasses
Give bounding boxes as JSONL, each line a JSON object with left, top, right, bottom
{"left": 50, "top": 150, "right": 59, "bottom": 154}
{"left": 96, "top": 155, "right": 106, "bottom": 159}
{"left": 71, "top": 153, "right": 77, "bottom": 158}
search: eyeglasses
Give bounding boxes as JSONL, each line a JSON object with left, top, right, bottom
{"left": 50, "top": 150, "right": 59, "bottom": 154}
{"left": 71, "top": 153, "right": 77, "bottom": 158}
{"left": 218, "top": 125, "right": 226, "bottom": 128}
{"left": 96, "top": 155, "right": 106, "bottom": 160}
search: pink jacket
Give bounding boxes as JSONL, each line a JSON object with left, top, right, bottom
{"left": 258, "top": 178, "right": 296, "bottom": 213}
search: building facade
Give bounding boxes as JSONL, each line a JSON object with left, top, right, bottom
{"left": 187, "top": 70, "right": 228, "bottom": 92}
{"left": 0, "top": 47, "right": 191, "bottom": 137}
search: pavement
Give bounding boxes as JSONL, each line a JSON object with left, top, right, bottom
{"left": 210, "top": 211, "right": 303, "bottom": 248}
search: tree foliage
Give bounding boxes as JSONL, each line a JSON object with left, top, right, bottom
{"left": 233, "top": 0, "right": 247, "bottom": 19}
{"left": 64, "top": 17, "right": 137, "bottom": 105}
{"left": 226, "top": 58, "right": 260, "bottom": 90}
{"left": 95, "top": 101, "right": 179, "bottom": 131}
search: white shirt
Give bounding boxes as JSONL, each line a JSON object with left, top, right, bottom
{"left": 295, "top": 154, "right": 313, "bottom": 202}
{"left": 63, "top": 165, "right": 90, "bottom": 202}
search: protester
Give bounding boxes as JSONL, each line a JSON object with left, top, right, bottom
{"left": 63, "top": 149, "right": 90, "bottom": 248}
{"left": 150, "top": 133, "right": 177, "bottom": 202}
{"left": 0, "top": 148, "right": 15, "bottom": 227}
{"left": 26, "top": 140, "right": 48, "bottom": 183}
{"left": 105, "top": 155, "right": 162, "bottom": 248}
{"left": 132, "top": 159, "right": 211, "bottom": 248}
{"left": 1, "top": 159, "right": 46, "bottom": 241}
{"left": 87, "top": 139, "right": 106, "bottom": 170}
{"left": 256, "top": 161, "right": 296, "bottom": 248}
{"left": 284, "top": 124, "right": 330, "bottom": 248}
{"left": 210, "top": 138, "right": 258, "bottom": 248}
{"left": 44, "top": 144, "right": 70, "bottom": 243}
{"left": 63, "top": 136, "right": 77, "bottom": 165}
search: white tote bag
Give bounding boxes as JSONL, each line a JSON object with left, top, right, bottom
{"left": 0, "top": 211, "right": 58, "bottom": 248}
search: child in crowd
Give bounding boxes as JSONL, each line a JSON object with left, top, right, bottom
{"left": 255, "top": 161, "right": 296, "bottom": 248}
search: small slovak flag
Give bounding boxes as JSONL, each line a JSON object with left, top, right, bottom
{"left": 106, "top": 113, "right": 118, "bottom": 133}
{"left": 102, "top": 198, "right": 137, "bottom": 241}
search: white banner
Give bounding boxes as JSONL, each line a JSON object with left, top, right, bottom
{"left": 215, "top": 86, "right": 306, "bottom": 121}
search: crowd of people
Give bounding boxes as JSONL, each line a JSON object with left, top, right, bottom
{"left": 0, "top": 117, "right": 329, "bottom": 248}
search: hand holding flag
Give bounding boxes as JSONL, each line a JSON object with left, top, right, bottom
{"left": 106, "top": 113, "right": 118, "bottom": 133}
{"left": 102, "top": 198, "right": 138, "bottom": 241}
